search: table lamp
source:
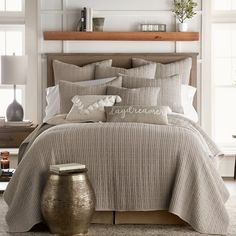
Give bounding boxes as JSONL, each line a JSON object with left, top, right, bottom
{"left": 1, "top": 55, "right": 28, "bottom": 121}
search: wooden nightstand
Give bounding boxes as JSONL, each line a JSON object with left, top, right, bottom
{"left": 0, "top": 125, "right": 37, "bottom": 192}
{"left": 0, "top": 125, "right": 37, "bottom": 148}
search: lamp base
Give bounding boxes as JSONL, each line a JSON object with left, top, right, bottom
{"left": 6, "top": 99, "right": 24, "bottom": 121}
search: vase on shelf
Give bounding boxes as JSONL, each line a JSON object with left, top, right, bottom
{"left": 178, "top": 23, "right": 188, "bottom": 32}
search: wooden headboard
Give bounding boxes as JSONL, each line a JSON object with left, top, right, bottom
{"left": 46, "top": 53, "right": 198, "bottom": 108}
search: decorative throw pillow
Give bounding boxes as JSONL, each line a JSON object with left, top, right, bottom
{"left": 122, "top": 75, "right": 183, "bottom": 113}
{"left": 44, "top": 76, "right": 119, "bottom": 122}
{"left": 59, "top": 77, "right": 122, "bottom": 113}
{"left": 53, "top": 59, "right": 112, "bottom": 84}
{"left": 107, "top": 86, "right": 160, "bottom": 106}
{"left": 105, "top": 105, "right": 170, "bottom": 125}
{"left": 66, "top": 95, "right": 122, "bottom": 122}
{"left": 95, "top": 63, "right": 156, "bottom": 80}
{"left": 132, "top": 57, "right": 192, "bottom": 84}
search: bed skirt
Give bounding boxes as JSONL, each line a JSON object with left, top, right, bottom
{"left": 91, "top": 211, "right": 186, "bottom": 225}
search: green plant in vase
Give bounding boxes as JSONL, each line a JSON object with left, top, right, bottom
{"left": 172, "top": 0, "right": 198, "bottom": 32}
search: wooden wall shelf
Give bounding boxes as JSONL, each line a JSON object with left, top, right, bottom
{"left": 43, "top": 31, "right": 199, "bottom": 41}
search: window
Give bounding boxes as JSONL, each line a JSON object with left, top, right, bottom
{"left": 0, "top": 0, "right": 22, "bottom": 12}
{"left": 213, "top": 0, "right": 236, "bottom": 11}
{"left": 211, "top": 1, "right": 236, "bottom": 149}
{"left": 0, "top": 0, "right": 25, "bottom": 117}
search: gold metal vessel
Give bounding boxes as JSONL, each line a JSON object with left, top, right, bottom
{"left": 41, "top": 169, "right": 96, "bottom": 235}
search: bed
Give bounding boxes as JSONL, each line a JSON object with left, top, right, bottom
{"left": 3, "top": 53, "right": 229, "bottom": 234}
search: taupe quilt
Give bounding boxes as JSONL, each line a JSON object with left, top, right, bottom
{"left": 3, "top": 114, "right": 229, "bottom": 234}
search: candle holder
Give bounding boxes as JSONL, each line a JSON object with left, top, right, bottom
{"left": 1, "top": 151, "right": 10, "bottom": 169}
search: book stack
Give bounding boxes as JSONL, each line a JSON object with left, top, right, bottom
{"left": 50, "top": 163, "right": 86, "bottom": 174}
{"left": 1, "top": 169, "right": 15, "bottom": 177}
{"left": 79, "top": 7, "right": 93, "bottom": 32}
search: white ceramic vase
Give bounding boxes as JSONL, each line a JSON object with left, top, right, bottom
{"left": 178, "top": 23, "right": 188, "bottom": 32}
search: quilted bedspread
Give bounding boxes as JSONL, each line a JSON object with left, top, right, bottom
{"left": 3, "top": 114, "right": 229, "bottom": 234}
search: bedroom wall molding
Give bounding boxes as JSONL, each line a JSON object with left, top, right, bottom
{"left": 25, "top": 0, "right": 41, "bottom": 123}
{"left": 39, "top": 0, "right": 202, "bottom": 121}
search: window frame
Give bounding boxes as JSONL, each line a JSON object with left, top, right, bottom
{"left": 203, "top": 0, "right": 236, "bottom": 152}
{"left": 0, "top": 0, "right": 25, "bottom": 118}
{"left": 0, "top": 0, "right": 25, "bottom": 15}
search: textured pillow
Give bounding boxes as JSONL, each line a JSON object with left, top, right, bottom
{"left": 53, "top": 59, "right": 112, "bottom": 84}
{"left": 59, "top": 77, "right": 122, "bottom": 113}
{"left": 107, "top": 86, "right": 160, "bottom": 106}
{"left": 122, "top": 75, "right": 183, "bottom": 113}
{"left": 43, "top": 77, "right": 119, "bottom": 122}
{"left": 105, "top": 105, "right": 170, "bottom": 125}
{"left": 95, "top": 63, "right": 156, "bottom": 80}
{"left": 132, "top": 58, "right": 192, "bottom": 84}
{"left": 66, "top": 95, "right": 121, "bottom": 122}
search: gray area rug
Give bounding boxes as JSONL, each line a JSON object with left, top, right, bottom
{"left": 0, "top": 194, "right": 236, "bottom": 236}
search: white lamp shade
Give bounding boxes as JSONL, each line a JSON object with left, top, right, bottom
{"left": 1, "top": 55, "right": 28, "bottom": 85}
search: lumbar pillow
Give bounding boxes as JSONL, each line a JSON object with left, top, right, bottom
{"left": 95, "top": 63, "right": 156, "bottom": 80}
{"left": 59, "top": 77, "right": 122, "bottom": 113}
{"left": 121, "top": 74, "right": 183, "bottom": 114}
{"left": 66, "top": 95, "right": 122, "bottom": 122}
{"left": 132, "top": 57, "right": 192, "bottom": 84}
{"left": 105, "top": 105, "right": 170, "bottom": 125}
{"left": 107, "top": 86, "right": 160, "bottom": 106}
{"left": 53, "top": 59, "right": 112, "bottom": 84}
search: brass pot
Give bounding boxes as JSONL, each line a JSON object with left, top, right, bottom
{"left": 41, "top": 170, "right": 96, "bottom": 235}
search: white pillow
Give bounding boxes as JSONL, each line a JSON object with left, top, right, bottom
{"left": 181, "top": 85, "right": 198, "bottom": 122}
{"left": 66, "top": 95, "right": 122, "bottom": 122}
{"left": 43, "top": 77, "right": 117, "bottom": 122}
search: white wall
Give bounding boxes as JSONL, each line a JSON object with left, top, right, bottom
{"left": 39, "top": 0, "right": 203, "bottom": 120}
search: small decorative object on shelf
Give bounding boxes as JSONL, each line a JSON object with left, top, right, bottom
{"left": 93, "top": 17, "right": 105, "bottom": 32}
{"left": 77, "top": 7, "right": 93, "bottom": 32}
{"left": 172, "top": 0, "right": 197, "bottom": 32}
{"left": 140, "top": 24, "right": 166, "bottom": 32}
{"left": 0, "top": 151, "right": 10, "bottom": 169}
{"left": 41, "top": 163, "right": 96, "bottom": 235}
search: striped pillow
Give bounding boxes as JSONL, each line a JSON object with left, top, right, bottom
{"left": 121, "top": 74, "right": 183, "bottom": 114}
{"left": 132, "top": 57, "right": 192, "bottom": 84}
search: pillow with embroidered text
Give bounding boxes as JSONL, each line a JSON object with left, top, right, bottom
{"left": 105, "top": 105, "right": 170, "bottom": 125}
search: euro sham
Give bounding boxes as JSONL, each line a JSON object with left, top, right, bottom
{"left": 53, "top": 59, "right": 112, "bottom": 84}
{"left": 95, "top": 63, "right": 156, "bottom": 80}
{"left": 132, "top": 57, "right": 192, "bottom": 84}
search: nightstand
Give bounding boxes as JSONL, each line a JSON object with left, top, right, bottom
{"left": 0, "top": 124, "right": 37, "bottom": 148}
{"left": 0, "top": 125, "right": 37, "bottom": 192}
